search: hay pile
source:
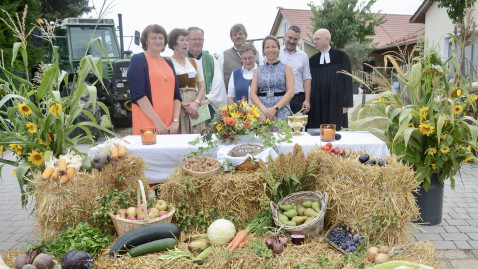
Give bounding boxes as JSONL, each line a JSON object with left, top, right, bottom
{"left": 159, "top": 169, "right": 264, "bottom": 224}
{"left": 307, "top": 149, "right": 420, "bottom": 244}
{"left": 32, "top": 153, "right": 149, "bottom": 240}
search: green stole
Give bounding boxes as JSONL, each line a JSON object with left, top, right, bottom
{"left": 188, "top": 51, "right": 216, "bottom": 123}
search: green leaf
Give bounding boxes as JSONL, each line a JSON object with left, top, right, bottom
{"left": 11, "top": 42, "right": 21, "bottom": 67}
{"left": 36, "top": 65, "right": 59, "bottom": 102}
{"left": 394, "top": 110, "right": 412, "bottom": 141}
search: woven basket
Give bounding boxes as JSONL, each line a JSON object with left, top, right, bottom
{"left": 270, "top": 191, "right": 328, "bottom": 236}
{"left": 324, "top": 222, "right": 365, "bottom": 254}
{"left": 182, "top": 157, "right": 220, "bottom": 178}
{"left": 109, "top": 180, "right": 175, "bottom": 236}
{"left": 235, "top": 157, "right": 260, "bottom": 172}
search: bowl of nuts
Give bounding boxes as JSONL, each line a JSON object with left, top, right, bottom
{"left": 183, "top": 156, "right": 221, "bottom": 178}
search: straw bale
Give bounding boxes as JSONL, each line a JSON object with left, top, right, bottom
{"left": 159, "top": 169, "right": 264, "bottom": 226}
{"left": 306, "top": 149, "right": 420, "bottom": 244}
{"left": 32, "top": 153, "right": 149, "bottom": 240}
{"left": 89, "top": 233, "right": 439, "bottom": 269}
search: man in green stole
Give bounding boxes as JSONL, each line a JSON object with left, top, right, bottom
{"left": 187, "top": 27, "right": 227, "bottom": 125}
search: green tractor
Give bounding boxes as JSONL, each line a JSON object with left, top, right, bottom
{"left": 36, "top": 15, "right": 139, "bottom": 130}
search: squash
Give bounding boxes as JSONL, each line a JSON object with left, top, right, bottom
{"left": 128, "top": 238, "right": 178, "bottom": 257}
{"left": 108, "top": 223, "right": 180, "bottom": 258}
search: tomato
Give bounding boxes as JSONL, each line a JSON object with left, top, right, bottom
{"left": 326, "top": 142, "right": 333, "bottom": 148}
{"left": 320, "top": 146, "right": 329, "bottom": 151}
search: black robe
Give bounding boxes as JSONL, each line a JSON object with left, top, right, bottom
{"left": 307, "top": 48, "right": 353, "bottom": 131}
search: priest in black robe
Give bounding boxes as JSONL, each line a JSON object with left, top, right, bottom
{"left": 307, "top": 29, "right": 353, "bottom": 131}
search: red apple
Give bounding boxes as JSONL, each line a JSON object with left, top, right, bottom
{"left": 157, "top": 211, "right": 169, "bottom": 217}
{"left": 136, "top": 206, "right": 145, "bottom": 215}
{"left": 137, "top": 214, "right": 145, "bottom": 220}
{"left": 126, "top": 207, "right": 136, "bottom": 217}
{"left": 127, "top": 215, "right": 136, "bottom": 220}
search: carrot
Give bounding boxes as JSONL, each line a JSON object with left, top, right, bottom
{"left": 239, "top": 234, "right": 254, "bottom": 247}
{"left": 58, "top": 158, "right": 67, "bottom": 173}
{"left": 41, "top": 167, "right": 54, "bottom": 180}
{"left": 228, "top": 230, "right": 249, "bottom": 251}
{"left": 226, "top": 229, "right": 247, "bottom": 250}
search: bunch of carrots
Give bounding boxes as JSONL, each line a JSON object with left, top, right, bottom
{"left": 226, "top": 230, "right": 254, "bottom": 251}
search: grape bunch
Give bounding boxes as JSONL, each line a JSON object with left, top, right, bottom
{"left": 325, "top": 227, "right": 363, "bottom": 253}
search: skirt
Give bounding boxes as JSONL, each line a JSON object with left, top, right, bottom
{"left": 179, "top": 90, "right": 206, "bottom": 134}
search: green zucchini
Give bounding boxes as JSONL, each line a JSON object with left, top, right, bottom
{"left": 128, "top": 238, "right": 178, "bottom": 257}
{"left": 109, "top": 223, "right": 180, "bottom": 258}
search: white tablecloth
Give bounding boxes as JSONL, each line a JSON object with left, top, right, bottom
{"left": 88, "top": 131, "right": 389, "bottom": 184}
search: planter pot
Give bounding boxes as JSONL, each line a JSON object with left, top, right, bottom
{"left": 413, "top": 173, "right": 444, "bottom": 225}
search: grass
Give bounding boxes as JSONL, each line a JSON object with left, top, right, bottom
{"left": 348, "top": 97, "right": 388, "bottom": 142}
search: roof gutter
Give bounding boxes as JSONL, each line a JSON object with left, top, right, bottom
{"left": 410, "top": 0, "right": 429, "bottom": 23}
{"left": 374, "top": 40, "right": 418, "bottom": 51}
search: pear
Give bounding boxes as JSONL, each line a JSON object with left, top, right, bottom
{"left": 291, "top": 216, "right": 307, "bottom": 225}
{"left": 285, "top": 220, "right": 297, "bottom": 226}
{"left": 278, "top": 214, "right": 289, "bottom": 223}
{"left": 284, "top": 209, "right": 298, "bottom": 219}
{"left": 304, "top": 208, "right": 318, "bottom": 217}
{"left": 312, "top": 201, "right": 321, "bottom": 213}
{"left": 279, "top": 204, "right": 294, "bottom": 212}
{"left": 304, "top": 217, "right": 314, "bottom": 224}
{"left": 302, "top": 201, "right": 313, "bottom": 208}
{"left": 297, "top": 205, "right": 306, "bottom": 216}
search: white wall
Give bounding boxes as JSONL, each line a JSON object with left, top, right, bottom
{"left": 424, "top": 2, "right": 455, "bottom": 55}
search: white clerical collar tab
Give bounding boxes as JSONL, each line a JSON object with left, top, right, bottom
{"left": 320, "top": 48, "right": 331, "bottom": 64}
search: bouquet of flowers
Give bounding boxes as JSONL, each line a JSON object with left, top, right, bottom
{"left": 191, "top": 99, "right": 291, "bottom": 154}
{"left": 352, "top": 40, "right": 477, "bottom": 191}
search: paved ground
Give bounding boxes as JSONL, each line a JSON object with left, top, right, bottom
{"left": 1, "top": 93, "right": 477, "bottom": 268}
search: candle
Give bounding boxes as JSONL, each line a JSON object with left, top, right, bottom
{"left": 323, "top": 128, "right": 334, "bottom": 140}
{"left": 141, "top": 128, "right": 157, "bottom": 145}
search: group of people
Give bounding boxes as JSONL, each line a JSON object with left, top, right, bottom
{"left": 127, "top": 23, "right": 353, "bottom": 136}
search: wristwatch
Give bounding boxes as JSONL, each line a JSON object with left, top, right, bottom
{"left": 195, "top": 99, "right": 201, "bottom": 105}
{"left": 173, "top": 119, "right": 179, "bottom": 122}
{"left": 275, "top": 106, "right": 280, "bottom": 113}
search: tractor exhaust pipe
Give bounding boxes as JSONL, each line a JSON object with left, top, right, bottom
{"left": 118, "top": 14, "right": 125, "bottom": 59}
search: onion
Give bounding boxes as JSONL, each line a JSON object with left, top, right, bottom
{"left": 272, "top": 242, "right": 284, "bottom": 254}
{"left": 265, "top": 238, "right": 275, "bottom": 249}
{"left": 367, "top": 247, "right": 380, "bottom": 262}
{"left": 379, "top": 245, "right": 390, "bottom": 254}
{"left": 374, "top": 253, "right": 390, "bottom": 264}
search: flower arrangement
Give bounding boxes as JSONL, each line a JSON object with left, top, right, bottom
{"left": 351, "top": 40, "right": 477, "bottom": 191}
{"left": 190, "top": 99, "right": 292, "bottom": 155}
{"left": 0, "top": 6, "right": 114, "bottom": 206}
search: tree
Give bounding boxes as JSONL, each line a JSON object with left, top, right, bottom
{"left": 430, "top": 0, "right": 477, "bottom": 24}
{"left": 308, "top": 0, "right": 386, "bottom": 49}
{"left": 39, "top": 0, "right": 93, "bottom": 20}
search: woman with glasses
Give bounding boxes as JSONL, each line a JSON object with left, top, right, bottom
{"left": 227, "top": 43, "right": 258, "bottom": 105}
{"left": 250, "top": 35, "right": 294, "bottom": 120}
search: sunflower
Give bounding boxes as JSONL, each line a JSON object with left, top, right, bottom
{"left": 440, "top": 147, "right": 450, "bottom": 153}
{"left": 454, "top": 105, "right": 463, "bottom": 114}
{"left": 216, "top": 124, "right": 223, "bottom": 131}
{"left": 467, "top": 145, "right": 472, "bottom": 152}
{"left": 9, "top": 144, "right": 23, "bottom": 155}
{"left": 451, "top": 88, "right": 462, "bottom": 97}
{"left": 39, "top": 138, "right": 47, "bottom": 145}
{"left": 18, "top": 103, "right": 32, "bottom": 116}
{"left": 28, "top": 151, "right": 44, "bottom": 166}
{"left": 428, "top": 148, "right": 437, "bottom": 155}
{"left": 0, "top": 145, "right": 4, "bottom": 155}
{"left": 419, "top": 107, "right": 428, "bottom": 121}
{"left": 407, "top": 123, "right": 414, "bottom": 128}
{"left": 379, "top": 97, "right": 389, "bottom": 102}
{"left": 462, "top": 156, "right": 474, "bottom": 163}
{"left": 49, "top": 102, "right": 62, "bottom": 116}
{"left": 470, "top": 95, "right": 478, "bottom": 102}
{"left": 419, "top": 122, "right": 434, "bottom": 136}
{"left": 25, "top": 122, "right": 38, "bottom": 134}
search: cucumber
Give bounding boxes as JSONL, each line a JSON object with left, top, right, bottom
{"left": 109, "top": 223, "right": 180, "bottom": 258}
{"left": 81, "top": 155, "right": 92, "bottom": 171}
{"left": 128, "top": 238, "right": 178, "bottom": 257}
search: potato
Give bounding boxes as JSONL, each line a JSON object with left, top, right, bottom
{"left": 32, "top": 253, "right": 54, "bottom": 269}
{"left": 15, "top": 254, "right": 28, "bottom": 269}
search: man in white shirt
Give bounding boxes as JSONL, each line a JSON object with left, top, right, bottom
{"left": 278, "top": 25, "right": 311, "bottom": 114}
{"left": 187, "top": 27, "right": 227, "bottom": 123}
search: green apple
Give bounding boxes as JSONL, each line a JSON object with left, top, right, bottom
{"left": 155, "top": 200, "right": 168, "bottom": 211}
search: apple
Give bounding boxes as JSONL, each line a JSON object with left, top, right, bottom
{"left": 155, "top": 200, "right": 168, "bottom": 211}
{"left": 115, "top": 213, "right": 124, "bottom": 219}
{"left": 137, "top": 214, "right": 145, "bottom": 220}
{"left": 117, "top": 208, "right": 127, "bottom": 215}
{"left": 148, "top": 211, "right": 158, "bottom": 219}
{"left": 127, "top": 215, "right": 136, "bottom": 220}
{"left": 136, "top": 206, "right": 145, "bottom": 215}
{"left": 147, "top": 208, "right": 159, "bottom": 214}
{"left": 157, "top": 211, "right": 169, "bottom": 217}
{"left": 126, "top": 207, "right": 137, "bottom": 217}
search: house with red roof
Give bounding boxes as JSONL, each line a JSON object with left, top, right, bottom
{"left": 270, "top": 8, "right": 424, "bottom": 70}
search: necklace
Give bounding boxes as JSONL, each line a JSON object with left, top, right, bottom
{"left": 146, "top": 54, "right": 168, "bottom": 81}
{"left": 172, "top": 55, "right": 187, "bottom": 68}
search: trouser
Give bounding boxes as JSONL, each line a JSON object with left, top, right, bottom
{"left": 290, "top": 92, "right": 305, "bottom": 114}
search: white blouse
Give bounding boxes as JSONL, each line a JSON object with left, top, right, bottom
{"left": 170, "top": 57, "right": 204, "bottom": 91}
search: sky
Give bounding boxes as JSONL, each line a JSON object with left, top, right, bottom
{"left": 84, "top": 0, "right": 423, "bottom": 57}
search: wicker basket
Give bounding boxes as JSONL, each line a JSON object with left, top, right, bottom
{"left": 271, "top": 191, "right": 328, "bottom": 236}
{"left": 324, "top": 222, "right": 365, "bottom": 254}
{"left": 235, "top": 157, "right": 260, "bottom": 172}
{"left": 182, "top": 157, "right": 220, "bottom": 178}
{"left": 109, "top": 180, "right": 175, "bottom": 236}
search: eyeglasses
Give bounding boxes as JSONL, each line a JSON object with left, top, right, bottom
{"left": 189, "top": 38, "right": 204, "bottom": 42}
{"left": 241, "top": 56, "right": 255, "bottom": 61}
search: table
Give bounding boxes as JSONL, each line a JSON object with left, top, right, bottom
{"left": 88, "top": 131, "right": 389, "bottom": 184}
